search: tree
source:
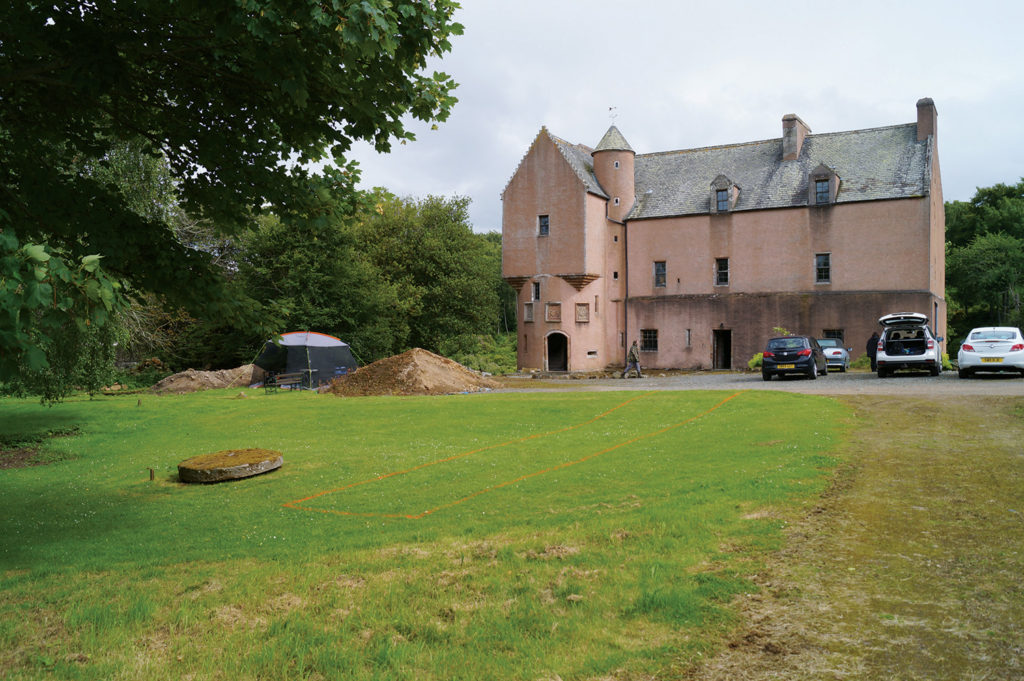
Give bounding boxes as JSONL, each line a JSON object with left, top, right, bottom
{"left": 946, "top": 179, "right": 1024, "bottom": 248}
{"left": 480, "top": 231, "right": 518, "bottom": 335}
{"left": 353, "top": 191, "right": 499, "bottom": 356}
{"left": 232, "top": 213, "right": 412, "bottom": 364}
{"left": 945, "top": 179, "right": 1024, "bottom": 344}
{"left": 0, "top": 0, "right": 463, "bottom": 378}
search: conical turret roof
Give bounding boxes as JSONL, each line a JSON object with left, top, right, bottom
{"left": 594, "top": 125, "right": 634, "bottom": 153}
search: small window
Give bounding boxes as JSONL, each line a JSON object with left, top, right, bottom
{"left": 715, "top": 258, "right": 729, "bottom": 286}
{"left": 531, "top": 281, "right": 540, "bottom": 301}
{"left": 822, "top": 329, "right": 844, "bottom": 340}
{"left": 613, "top": 197, "right": 620, "bottom": 206}
{"left": 614, "top": 160, "right": 620, "bottom": 169}
{"left": 523, "top": 302, "right": 534, "bottom": 322}
{"left": 815, "top": 253, "right": 831, "bottom": 283}
{"left": 716, "top": 189, "right": 729, "bottom": 212}
{"left": 653, "top": 261, "right": 667, "bottom": 288}
{"left": 815, "top": 179, "right": 830, "bottom": 205}
{"left": 545, "top": 302, "right": 561, "bottom": 322}
{"left": 613, "top": 271, "right": 619, "bottom": 280}
{"left": 575, "top": 303, "right": 590, "bottom": 323}
{"left": 640, "top": 329, "right": 659, "bottom": 352}
{"left": 686, "top": 328, "right": 692, "bottom": 347}
{"left": 613, "top": 235, "right": 618, "bottom": 242}
{"left": 538, "top": 215, "right": 549, "bottom": 236}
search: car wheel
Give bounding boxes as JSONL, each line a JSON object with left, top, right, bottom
{"left": 840, "top": 364, "right": 847, "bottom": 373}
{"left": 958, "top": 368, "right": 970, "bottom": 379}
{"left": 808, "top": 364, "right": 817, "bottom": 380}
{"left": 761, "top": 371, "right": 771, "bottom": 381}
{"left": 929, "top": 365, "right": 940, "bottom": 377}
{"left": 877, "top": 368, "right": 888, "bottom": 378}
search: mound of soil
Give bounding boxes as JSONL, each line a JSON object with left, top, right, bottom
{"left": 328, "top": 348, "right": 498, "bottom": 397}
{"left": 150, "top": 364, "right": 265, "bottom": 395}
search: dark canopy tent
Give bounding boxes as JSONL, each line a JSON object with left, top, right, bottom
{"left": 254, "top": 331, "right": 358, "bottom": 388}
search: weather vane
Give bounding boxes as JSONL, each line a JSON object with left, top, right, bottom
{"left": 608, "top": 106, "right": 618, "bottom": 121}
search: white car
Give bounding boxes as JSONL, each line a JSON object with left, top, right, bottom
{"left": 875, "top": 312, "right": 943, "bottom": 377}
{"left": 956, "top": 327, "right": 1024, "bottom": 378}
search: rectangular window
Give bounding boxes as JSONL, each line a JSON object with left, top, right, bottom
{"left": 531, "top": 281, "right": 540, "bottom": 301}
{"left": 653, "top": 261, "right": 667, "bottom": 288}
{"left": 575, "top": 303, "right": 590, "bottom": 323}
{"left": 822, "top": 329, "right": 844, "bottom": 340}
{"left": 716, "top": 188, "right": 729, "bottom": 212}
{"left": 538, "top": 214, "right": 549, "bottom": 236}
{"left": 545, "top": 302, "right": 561, "bottom": 322}
{"left": 715, "top": 257, "right": 729, "bottom": 286}
{"left": 815, "top": 179, "right": 830, "bottom": 205}
{"left": 613, "top": 271, "right": 619, "bottom": 280}
{"left": 815, "top": 252, "right": 831, "bottom": 283}
{"left": 640, "top": 329, "right": 659, "bottom": 352}
{"left": 523, "top": 302, "right": 534, "bottom": 322}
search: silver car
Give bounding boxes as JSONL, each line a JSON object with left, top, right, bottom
{"left": 957, "top": 327, "right": 1024, "bottom": 378}
{"left": 817, "top": 338, "right": 852, "bottom": 372}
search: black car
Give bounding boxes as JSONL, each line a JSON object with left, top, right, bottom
{"left": 762, "top": 336, "right": 827, "bottom": 380}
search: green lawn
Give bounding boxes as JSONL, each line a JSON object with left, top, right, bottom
{"left": 1, "top": 388, "right": 847, "bottom": 680}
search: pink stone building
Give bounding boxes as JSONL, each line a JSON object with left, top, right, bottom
{"left": 501, "top": 99, "right": 945, "bottom": 372}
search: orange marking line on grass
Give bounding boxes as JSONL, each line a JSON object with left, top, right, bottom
{"left": 408, "top": 390, "right": 746, "bottom": 519}
{"left": 282, "top": 392, "right": 653, "bottom": 514}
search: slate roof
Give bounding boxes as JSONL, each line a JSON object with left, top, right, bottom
{"left": 594, "top": 125, "right": 634, "bottom": 152}
{"left": 628, "top": 123, "right": 932, "bottom": 220}
{"left": 536, "top": 122, "right": 932, "bottom": 220}
{"left": 548, "top": 133, "right": 609, "bottom": 199}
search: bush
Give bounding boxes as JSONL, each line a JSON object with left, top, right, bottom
{"left": 747, "top": 352, "right": 763, "bottom": 370}
{"left": 448, "top": 333, "right": 517, "bottom": 375}
{"left": 850, "top": 354, "right": 871, "bottom": 370}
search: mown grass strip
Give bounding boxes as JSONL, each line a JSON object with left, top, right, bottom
{"left": 0, "top": 389, "right": 847, "bottom": 681}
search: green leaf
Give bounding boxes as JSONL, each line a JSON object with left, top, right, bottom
{"left": 81, "top": 254, "right": 102, "bottom": 273}
{"left": 22, "top": 243, "right": 50, "bottom": 264}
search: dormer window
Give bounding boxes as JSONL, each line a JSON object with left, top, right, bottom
{"left": 808, "top": 164, "right": 840, "bottom": 206}
{"left": 815, "top": 179, "right": 830, "bottom": 204}
{"left": 710, "top": 175, "right": 739, "bottom": 213}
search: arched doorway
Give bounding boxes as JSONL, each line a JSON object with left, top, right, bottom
{"left": 546, "top": 332, "right": 568, "bottom": 372}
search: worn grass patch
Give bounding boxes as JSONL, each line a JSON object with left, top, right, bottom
{"left": 691, "top": 394, "right": 1024, "bottom": 680}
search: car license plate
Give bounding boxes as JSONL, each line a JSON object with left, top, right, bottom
{"left": 777, "top": 364, "right": 795, "bottom": 369}
{"left": 981, "top": 357, "right": 1003, "bottom": 363}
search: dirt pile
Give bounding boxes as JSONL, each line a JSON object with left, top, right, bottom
{"left": 150, "top": 364, "right": 264, "bottom": 395}
{"left": 328, "top": 348, "right": 498, "bottom": 397}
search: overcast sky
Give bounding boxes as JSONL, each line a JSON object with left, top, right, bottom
{"left": 346, "top": 0, "right": 1024, "bottom": 233}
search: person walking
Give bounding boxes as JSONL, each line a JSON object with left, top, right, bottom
{"left": 866, "top": 331, "right": 880, "bottom": 371}
{"left": 622, "top": 340, "right": 643, "bottom": 378}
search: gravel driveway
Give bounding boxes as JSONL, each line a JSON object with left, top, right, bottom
{"left": 504, "top": 369, "right": 1024, "bottom": 396}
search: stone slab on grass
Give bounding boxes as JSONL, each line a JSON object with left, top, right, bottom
{"left": 178, "top": 448, "right": 283, "bottom": 483}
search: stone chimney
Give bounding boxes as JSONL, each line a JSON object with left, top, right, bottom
{"left": 782, "top": 114, "right": 810, "bottom": 161}
{"left": 916, "top": 97, "right": 937, "bottom": 142}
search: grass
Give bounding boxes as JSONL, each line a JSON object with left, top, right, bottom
{"left": 0, "top": 388, "right": 847, "bottom": 680}
{"left": 692, "top": 394, "right": 1024, "bottom": 680}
